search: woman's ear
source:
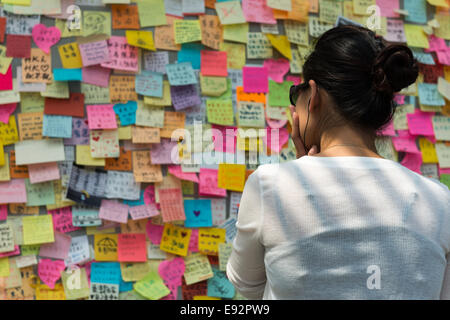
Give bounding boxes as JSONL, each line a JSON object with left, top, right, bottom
{"left": 308, "top": 79, "right": 319, "bottom": 112}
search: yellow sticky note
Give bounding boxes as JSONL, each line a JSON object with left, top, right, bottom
{"left": 435, "top": 14, "right": 450, "bottom": 40}
{"left": 1, "top": 0, "right": 31, "bottom": 5}
{"left": 174, "top": 20, "right": 202, "bottom": 44}
{"left": 133, "top": 271, "right": 170, "bottom": 300}
{"left": 0, "top": 142, "right": 4, "bottom": 166}
{"left": 94, "top": 234, "right": 118, "bottom": 261}
{"left": 183, "top": 252, "right": 214, "bottom": 285}
{"left": 352, "top": 0, "right": 375, "bottom": 15}
{"left": 206, "top": 99, "right": 235, "bottom": 126}
{"left": 22, "top": 215, "right": 55, "bottom": 245}
{"left": 194, "top": 296, "right": 221, "bottom": 300}
{"left": 0, "top": 154, "right": 10, "bottom": 181}
{"left": 143, "top": 81, "right": 172, "bottom": 106}
{"left": 82, "top": 11, "right": 112, "bottom": 37}
{"left": 0, "top": 115, "right": 19, "bottom": 146}
{"left": 58, "top": 42, "right": 83, "bottom": 69}
{"left": 118, "top": 126, "right": 132, "bottom": 140}
{"left": 36, "top": 283, "right": 66, "bottom": 300}
{"left": 200, "top": 75, "right": 228, "bottom": 97}
{"left": 126, "top": 30, "right": 156, "bottom": 51}
{"left": 419, "top": 138, "right": 439, "bottom": 163}
{"left": 404, "top": 24, "right": 429, "bottom": 49}
{"left": 0, "top": 258, "right": 9, "bottom": 277}
{"left": 427, "top": 0, "right": 449, "bottom": 8}
{"left": 223, "top": 23, "right": 249, "bottom": 44}
{"left": 160, "top": 224, "right": 192, "bottom": 257}
{"left": 137, "top": 0, "right": 167, "bottom": 27}
{"left": 217, "top": 163, "right": 246, "bottom": 192}
{"left": 0, "top": 56, "right": 13, "bottom": 75}
{"left": 76, "top": 145, "right": 106, "bottom": 166}
{"left": 266, "top": 34, "right": 292, "bottom": 60}
{"left": 198, "top": 228, "right": 226, "bottom": 256}
{"left": 219, "top": 42, "right": 246, "bottom": 70}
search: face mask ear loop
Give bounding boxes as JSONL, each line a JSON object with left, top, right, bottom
{"left": 303, "top": 97, "right": 311, "bottom": 154}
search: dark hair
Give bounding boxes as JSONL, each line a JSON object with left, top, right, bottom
{"left": 302, "top": 25, "right": 419, "bottom": 132}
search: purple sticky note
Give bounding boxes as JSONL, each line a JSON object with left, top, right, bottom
{"left": 150, "top": 139, "right": 178, "bottom": 164}
{"left": 64, "top": 117, "right": 90, "bottom": 145}
{"left": 82, "top": 66, "right": 111, "bottom": 88}
{"left": 170, "top": 84, "right": 201, "bottom": 111}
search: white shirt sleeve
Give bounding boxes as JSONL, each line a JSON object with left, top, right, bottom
{"left": 440, "top": 254, "right": 450, "bottom": 299}
{"left": 226, "top": 169, "right": 266, "bottom": 300}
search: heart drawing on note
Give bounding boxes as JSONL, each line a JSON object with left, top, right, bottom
{"left": 32, "top": 24, "right": 61, "bottom": 54}
{"left": 193, "top": 210, "right": 201, "bottom": 217}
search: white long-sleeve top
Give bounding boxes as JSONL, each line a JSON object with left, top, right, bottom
{"left": 226, "top": 156, "right": 450, "bottom": 300}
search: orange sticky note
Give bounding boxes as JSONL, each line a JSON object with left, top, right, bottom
{"left": 94, "top": 234, "right": 118, "bottom": 261}
{"left": 217, "top": 163, "right": 246, "bottom": 192}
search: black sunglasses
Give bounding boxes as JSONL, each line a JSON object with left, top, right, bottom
{"left": 289, "top": 82, "right": 310, "bottom": 106}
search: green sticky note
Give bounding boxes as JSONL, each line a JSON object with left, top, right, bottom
{"left": 440, "top": 174, "right": 450, "bottom": 189}
{"left": 133, "top": 271, "right": 170, "bottom": 300}
{"left": 82, "top": 11, "right": 111, "bottom": 37}
{"left": 61, "top": 268, "right": 90, "bottom": 300}
{"left": 223, "top": 23, "right": 249, "bottom": 44}
{"left": 21, "top": 244, "right": 41, "bottom": 256}
{"left": 25, "top": 179, "right": 55, "bottom": 206}
{"left": 137, "top": 0, "right": 167, "bottom": 27}
{"left": 268, "top": 80, "right": 293, "bottom": 107}
{"left": 206, "top": 99, "right": 235, "bottom": 126}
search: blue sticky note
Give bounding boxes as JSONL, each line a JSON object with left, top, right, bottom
{"left": 184, "top": 199, "right": 213, "bottom": 228}
{"left": 53, "top": 68, "right": 82, "bottom": 81}
{"left": 42, "top": 114, "right": 72, "bottom": 138}
{"left": 113, "top": 101, "right": 137, "bottom": 126}
{"left": 412, "top": 51, "right": 435, "bottom": 65}
{"left": 123, "top": 190, "right": 145, "bottom": 207}
{"left": 404, "top": 0, "right": 427, "bottom": 24}
{"left": 72, "top": 205, "right": 102, "bottom": 227}
{"left": 119, "top": 278, "right": 133, "bottom": 292}
{"left": 418, "top": 83, "right": 445, "bottom": 106}
{"left": 178, "top": 43, "right": 203, "bottom": 70}
{"left": 90, "top": 262, "right": 121, "bottom": 285}
{"left": 166, "top": 62, "right": 197, "bottom": 86}
{"left": 207, "top": 267, "right": 235, "bottom": 299}
{"left": 135, "top": 71, "right": 163, "bottom": 97}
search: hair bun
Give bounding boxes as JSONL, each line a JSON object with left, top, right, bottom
{"left": 372, "top": 45, "right": 419, "bottom": 95}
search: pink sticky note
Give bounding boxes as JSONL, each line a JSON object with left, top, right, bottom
{"left": 129, "top": 204, "right": 159, "bottom": 220}
{"left": 144, "top": 185, "right": 157, "bottom": 205}
{"left": 0, "top": 245, "right": 20, "bottom": 258}
{"left": 439, "top": 165, "right": 450, "bottom": 176}
{"left": 242, "top": 0, "right": 276, "bottom": 24}
{"left": 99, "top": 199, "right": 129, "bottom": 224}
{"left": 243, "top": 66, "right": 268, "bottom": 93}
{"left": 436, "top": 50, "right": 450, "bottom": 66}
{"left": 28, "top": 162, "right": 60, "bottom": 184}
{"left": 82, "top": 66, "right": 111, "bottom": 87}
{"left": 0, "top": 179, "right": 27, "bottom": 204}
{"left": 150, "top": 139, "right": 178, "bottom": 164}
{"left": 160, "top": 283, "right": 178, "bottom": 300}
{"left": 39, "top": 232, "right": 72, "bottom": 260}
{"left": 391, "top": 130, "right": 420, "bottom": 153}
{"left": 0, "top": 204, "right": 6, "bottom": 221}
{"left": 86, "top": 104, "right": 117, "bottom": 130}
{"left": 401, "top": 152, "right": 423, "bottom": 174}
{"left": 425, "top": 35, "right": 448, "bottom": 53}
{"left": 199, "top": 168, "right": 227, "bottom": 197}
{"left": 0, "top": 103, "right": 17, "bottom": 124}
{"left": 407, "top": 111, "right": 435, "bottom": 136}
{"left": 79, "top": 40, "right": 110, "bottom": 67}
{"left": 168, "top": 165, "right": 199, "bottom": 183}
{"left": 264, "top": 58, "right": 290, "bottom": 83}
{"left": 211, "top": 125, "right": 236, "bottom": 153}
{"left": 49, "top": 207, "right": 80, "bottom": 233}
{"left": 377, "top": 120, "right": 396, "bottom": 137}
{"left": 0, "top": 65, "right": 13, "bottom": 91}
{"left": 264, "top": 127, "right": 289, "bottom": 152}
{"left": 266, "top": 118, "right": 287, "bottom": 129}
{"left": 394, "top": 94, "right": 405, "bottom": 105}
{"left": 101, "top": 36, "right": 139, "bottom": 72}
{"left": 188, "top": 229, "right": 199, "bottom": 253}
{"left": 38, "top": 259, "right": 66, "bottom": 289}
{"left": 32, "top": 24, "right": 61, "bottom": 54}
{"left": 376, "top": 0, "right": 399, "bottom": 18}
{"left": 286, "top": 75, "right": 302, "bottom": 86}
{"left": 158, "top": 257, "right": 185, "bottom": 287}
{"left": 146, "top": 220, "right": 164, "bottom": 245}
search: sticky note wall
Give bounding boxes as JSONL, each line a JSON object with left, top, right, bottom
{"left": 0, "top": 0, "right": 449, "bottom": 300}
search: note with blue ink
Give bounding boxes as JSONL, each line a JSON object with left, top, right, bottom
{"left": 43, "top": 114, "right": 72, "bottom": 138}
{"left": 113, "top": 101, "right": 138, "bottom": 126}
{"left": 53, "top": 68, "right": 83, "bottom": 81}
{"left": 166, "top": 62, "right": 198, "bottom": 86}
{"left": 207, "top": 267, "right": 235, "bottom": 299}
{"left": 135, "top": 71, "right": 164, "bottom": 98}
{"left": 403, "top": 0, "right": 427, "bottom": 24}
{"left": 418, "top": 83, "right": 445, "bottom": 106}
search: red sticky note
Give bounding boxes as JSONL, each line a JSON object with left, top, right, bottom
{"left": 200, "top": 50, "right": 227, "bottom": 77}
{"left": 44, "top": 92, "right": 85, "bottom": 117}
{"left": 0, "top": 204, "right": 7, "bottom": 221}
{"left": 0, "top": 65, "right": 13, "bottom": 91}
{"left": 118, "top": 233, "right": 147, "bottom": 262}
{"left": 6, "top": 34, "right": 32, "bottom": 58}
{"left": 0, "top": 17, "right": 6, "bottom": 43}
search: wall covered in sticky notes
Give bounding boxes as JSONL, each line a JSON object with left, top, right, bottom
{"left": 0, "top": 0, "right": 449, "bottom": 301}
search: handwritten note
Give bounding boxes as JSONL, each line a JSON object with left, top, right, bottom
{"left": 22, "top": 215, "right": 54, "bottom": 245}
{"left": 32, "top": 24, "right": 61, "bottom": 54}
{"left": 101, "top": 36, "right": 138, "bottom": 72}
{"left": 174, "top": 20, "right": 202, "bottom": 44}
{"left": 117, "top": 233, "right": 147, "bottom": 262}
{"left": 206, "top": 99, "right": 234, "bottom": 126}
{"left": 183, "top": 252, "right": 214, "bottom": 285}
{"left": 94, "top": 234, "right": 118, "bottom": 261}
{"left": 243, "top": 66, "right": 269, "bottom": 93}
{"left": 21, "top": 48, "right": 52, "bottom": 83}
{"left": 160, "top": 223, "right": 192, "bottom": 256}
{"left": 133, "top": 271, "right": 170, "bottom": 300}
{"left": 247, "top": 32, "right": 273, "bottom": 59}
{"left": 132, "top": 150, "right": 163, "bottom": 182}
{"left": 111, "top": 4, "right": 140, "bottom": 30}
{"left": 159, "top": 188, "right": 186, "bottom": 223}
{"left": 166, "top": 62, "right": 197, "bottom": 86}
